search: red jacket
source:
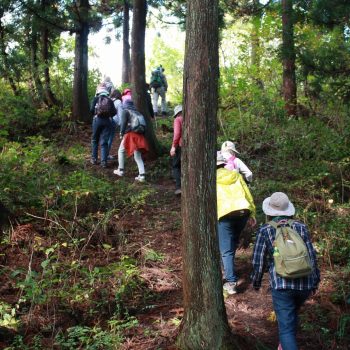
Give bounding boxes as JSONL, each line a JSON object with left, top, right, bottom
{"left": 172, "top": 115, "right": 183, "bottom": 148}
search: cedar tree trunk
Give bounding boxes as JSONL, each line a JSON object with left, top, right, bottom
{"left": 177, "top": 0, "right": 237, "bottom": 348}
{"left": 131, "top": 0, "right": 161, "bottom": 157}
{"left": 41, "top": 27, "right": 60, "bottom": 106}
{"left": 122, "top": 0, "right": 131, "bottom": 84}
{"left": 72, "top": 0, "right": 90, "bottom": 122}
{"left": 282, "top": 0, "right": 297, "bottom": 116}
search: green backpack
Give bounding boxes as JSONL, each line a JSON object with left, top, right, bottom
{"left": 268, "top": 220, "right": 312, "bottom": 279}
{"left": 150, "top": 69, "right": 163, "bottom": 89}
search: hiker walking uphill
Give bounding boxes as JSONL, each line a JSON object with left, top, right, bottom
{"left": 107, "top": 89, "right": 124, "bottom": 159}
{"left": 221, "top": 141, "right": 253, "bottom": 183}
{"left": 216, "top": 152, "right": 256, "bottom": 295}
{"left": 251, "top": 192, "right": 320, "bottom": 350}
{"left": 150, "top": 65, "right": 168, "bottom": 116}
{"left": 90, "top": 84, "right": 116, "bottom": 168}
{"left": 113, "top": 100, "right": 148, "bottom": 182}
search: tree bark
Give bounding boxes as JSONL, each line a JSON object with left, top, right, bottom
{"left": 281, "top": 0, "right": 297, "bottom": 116}
{"left": 177, "top": 0, "right": 236, "bottom": 348}
{"left": 251, "top": 0, "right": 263, "bottom": 88}
{"left": 131, "top": 0, "right": 161, "bottom": 157}
{"left": 122, "top": 0, "right": 131, "bottom": 84}
{"left": 30, "top": 31, "right": 46, "bottom": 103}
{"left": 0, "top": 17, "right": 18, "bottom": 96}
{"left": 72, "top": 0, "right": 90, "bottom": 122}
{"left": 41, "top": 27, "right": 60, "bottom": 106}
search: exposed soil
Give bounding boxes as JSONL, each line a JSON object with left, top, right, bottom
{"left": 0, "top": 124, "right": 348, "bottom": 350}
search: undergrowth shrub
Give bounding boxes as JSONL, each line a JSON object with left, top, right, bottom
{"left": 0, "top": 137, "right": 152, "bottom": 220}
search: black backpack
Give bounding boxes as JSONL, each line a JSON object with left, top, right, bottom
{"left": 95, "top": 95, "right": 115, "bottom": 118}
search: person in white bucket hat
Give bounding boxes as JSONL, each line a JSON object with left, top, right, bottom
{"left": 251, "top": 192, "right": 320, "bottom": 350}
{"left": 221, "top": 141, "right": 253, "bottom": 183}
{"left": 262, "top": 192, "right": 295, "bottom": 217}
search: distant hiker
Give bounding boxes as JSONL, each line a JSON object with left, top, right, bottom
{"left": 221, "top": 141, "right": 253, "bottom": 183}
{"left": 121, "top": 88, "right": 132, "bottom": 103}
{"left": 150, "top": 65, "right": 168, "bottom": 116}
{"left": 217, "top": 153, "right": 256, "bottom": 295}
{"left": 90, "top": 84, "right": 116, "bottom": 168}
{"left": 107, "top": 89, "right": 124, "bottom": 159}
{"left": 251, "top": 192, "right": 320, "bottom": 350}
{"left": 113, "top": 100, "right": 148, "bottom": 182}
{"left": 170, "top": 105, "right": 183, "bottom": 195}
{"left": 102, "top": 76, "right": 114, "bottom": 94}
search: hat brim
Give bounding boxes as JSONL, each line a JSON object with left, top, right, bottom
{"left": 173, "top": 110, "right": 182, "bottom": 118}
{"left": 262, "top": 197, "right": 295, "bottom": 216}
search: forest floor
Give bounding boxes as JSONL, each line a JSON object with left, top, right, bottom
{"left": 0, "top": 123, "right": 348, "bottom": 349}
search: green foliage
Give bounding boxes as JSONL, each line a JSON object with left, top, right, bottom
{"left": 0, "top": 302, "right": 18, "bottom": 329}
{"left": 0, "top": 137, "right": 150, "bottom": 219}
{"left": 55, "top": 325, "right": 120, "bottom": 350}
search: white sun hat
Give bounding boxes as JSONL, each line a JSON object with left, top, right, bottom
{"left": 221, "top": 141, "right": 240, "bottom": 154}
{"left": 173, "top": 105, "right": 183, "bottom": 118}
{"left": 262, "top": 192, "right": 295, "bottom": 217}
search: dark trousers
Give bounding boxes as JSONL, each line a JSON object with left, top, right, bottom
{"left": 172, "top": 146, "right": 181, "bottom": 190}
{"left": 91, "top": 116, "right": 112, "bottom": 162}
{"left": 218, "top": 215, "right": 249, "bottom": 282}
{"left": 272, "top": 289, "right": 311, "bottom": 350}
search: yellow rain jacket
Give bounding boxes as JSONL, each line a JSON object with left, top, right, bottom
{"left": 217, "top": 168, "right": 256, "bottom": 220}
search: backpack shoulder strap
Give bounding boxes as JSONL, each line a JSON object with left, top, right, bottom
{"left": 286, "top": 219, "right": 295, "bottom": 226}
{"left": 267, "top": 221, "right": 278, "bottom": 229}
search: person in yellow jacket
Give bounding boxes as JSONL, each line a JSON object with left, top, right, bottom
{"left": 217, "top": 152, "right": 256, "bottom": 295}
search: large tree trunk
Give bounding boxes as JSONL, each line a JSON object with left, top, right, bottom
{"left": 122, "top": 0, "right": 131, "bottom": 84}
{"left": 177, "top": 0, "right": 236, "bottom": 348}
{"left": 131, "top": 0, "right": 161, "bottom": 157}
{"left": 281, "top": 0, "right": 297, "bottom": 116}
{"left": 72, "top": 0, "right": 90, "bottom": 122}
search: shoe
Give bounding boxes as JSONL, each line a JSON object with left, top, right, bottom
{"left": 101, "top": 161, "right": 107, "bottom": 168}
{"left": 135, "top": 174, "right": 145, "bottom": 182}
{"left": 107, "top": 155, "right": 115, "bottom": 160}
{"left": 113, "top": 169, "right": 124, "bottom": 176}
{"left": 223, "top": 282, "right": 237, "bottom": 295}
{"left": 174, "top": 189, "right": 182, "bottom": 196}
{"left": 90, "top": 158, "right": 98, "bottom": 165}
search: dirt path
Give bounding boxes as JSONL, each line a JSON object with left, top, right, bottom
{"left": 111, "top": 168, "right": 333, "bottom": 350}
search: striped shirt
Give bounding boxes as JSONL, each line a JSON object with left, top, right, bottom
{"left": 251, "top": 220, "right": 320, "bottom": 290}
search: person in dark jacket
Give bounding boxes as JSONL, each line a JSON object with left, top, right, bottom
{"left": 90, "top": 84, "right": 116, "bottom": 168}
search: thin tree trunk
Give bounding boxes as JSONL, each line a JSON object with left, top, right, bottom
{"left": 177, "top": 0, "right": 236, "bottom": 348}
{"left": 282, "top": 0, "right": 297, "bottom": 116}
{"left": 131, "top": 0, "right": 161, "bottom": 157}
{"left": 72, "top": 0, "right": 90, "bottom": 122}
{"left": 122, "top": 0, "right": 131, "bottom": 84}
{"left": 41, "top": 27, "right": 60, "bottom": 106}
{"left": 251, "top": 0, "right": 263, "bottom": 88}
{"left": 30, "top": 32, "right": 46, "bottom": 103}
{"left": 0, "top": 18, "right": 18, "bottom": 95}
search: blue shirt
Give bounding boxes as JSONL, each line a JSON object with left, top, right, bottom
{"left": 251, "top": 220, "right": 320, "bottom": 290}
